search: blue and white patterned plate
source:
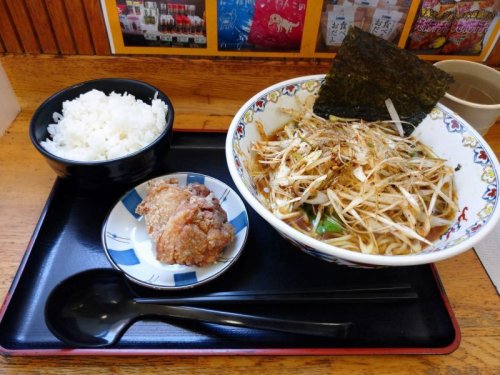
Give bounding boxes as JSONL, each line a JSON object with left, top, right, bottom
{"left": 102, "top": 172, "right": 249, "bottom": 290}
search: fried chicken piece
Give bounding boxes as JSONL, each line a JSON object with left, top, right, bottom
{"left": 136, "top": 179, "right": 234, "bottom": 266}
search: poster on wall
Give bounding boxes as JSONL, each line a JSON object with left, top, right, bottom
{"left": 100, "top": 0, "right": 499, "bottom": 61}
{"left": 315, "top": 0, "right": 412, "bottom": 52}
{"left": 405, "top": 0, "right": 499, "bottom": 56}
{"left": 217, "top": 0, "right": 308, "bottom": 52}
{"left": 112, "top": 0, "right": 207, "bottom": 49}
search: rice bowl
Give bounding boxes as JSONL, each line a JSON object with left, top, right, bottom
{"left": 30, "top": 78, "right": 175, "bottom": 190}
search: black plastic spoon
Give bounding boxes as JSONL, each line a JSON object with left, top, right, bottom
{"left": 45, "top": 268, "right": 352, "bottom": 348}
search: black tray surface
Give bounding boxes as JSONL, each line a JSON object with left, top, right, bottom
{"left": 0, "top": 132, "right": 458, "bottom": 354}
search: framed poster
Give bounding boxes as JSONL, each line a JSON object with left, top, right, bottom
{"left": 100, "top": 0, "right": 499, "bottom": 61}
{"left": 405, "top": 0, "right": 499, "bottom": 57}
{"left": 104, "top": 0, "right": 208, "bottom": 54}
{"left": 217, "top": 0, "right": 308, "bottom": 52}
{"left": 315, "top": 0, "right": 413, "bottom": 53}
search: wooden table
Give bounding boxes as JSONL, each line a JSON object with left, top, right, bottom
{"left": 0, "top": 55, "right": 499, "bottom": 374}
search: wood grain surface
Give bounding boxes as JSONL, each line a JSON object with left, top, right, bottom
{"left": 45, "top": 0, "right": 77, "bottom": 54}
{"left": 1, "top": 0, "right": 111, "bottom": 56}
{"left": 4, "top": 0, "right": 40, "bottom": 54}
{"left": 0, "top": 0, "right": 23, "bottom": 53}
{"left": 0, "top": 55, "right": 499, "bottom": 374}
{"left": 24, "top": 0, "right": 59, "bottom": 54}
{"left": 64, "top": 0, "right": 94, "bottom": 55}
{"left": 82, "top": 0, "right": 111, "bottom": 55}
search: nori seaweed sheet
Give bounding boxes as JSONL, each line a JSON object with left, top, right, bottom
{"left": 313, "top": 27, "right": 454, "bottom": 136}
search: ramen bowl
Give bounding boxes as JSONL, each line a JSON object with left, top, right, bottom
{"left": 226, "top": 75, "right": 500, "bottom": 267}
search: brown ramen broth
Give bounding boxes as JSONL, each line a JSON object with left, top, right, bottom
{"left": 250, "top": 101, "right": 457, "bottom": 255}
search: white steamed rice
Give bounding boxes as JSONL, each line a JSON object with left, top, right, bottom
{"left": 40, "top": 89, "right": 169, "bottom": 161}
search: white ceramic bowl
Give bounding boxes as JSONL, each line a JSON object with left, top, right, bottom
{"left": 225, "top": 75, "right": 500, "bottom": 267}
{"left": 102, "top": 172, "right": 249, "bottom": 289}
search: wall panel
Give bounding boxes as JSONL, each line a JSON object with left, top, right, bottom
{"left": 24, "top": 0, "right": 59, "bottom": 54}
{"left": 65, "top": 0, "right": 94, "bottom": 55}
{"left": 45, "top": 0, "right": 77, "bottom": 54}
{"left": 1, "top": 0, "right": 109, "bottom": 55}
{"left": 83, "top": 0, "right": 111, "bottom": 55}
{"left": 4, "top": 0, "right": 40, "bottom": 54}
{"left": 0, "top": 0, "right": 23, "bottom": 53}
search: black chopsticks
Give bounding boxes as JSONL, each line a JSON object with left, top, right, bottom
{"left": 135, "top": 284, "right": 418, "bottom": 305}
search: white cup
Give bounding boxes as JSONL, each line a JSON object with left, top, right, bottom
{"left": 434, "top": 60, "right": 500, "bottom": 135}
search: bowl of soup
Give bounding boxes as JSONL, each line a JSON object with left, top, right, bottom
{"left": 225, "top": 75, "right": 500, "bottom": 267}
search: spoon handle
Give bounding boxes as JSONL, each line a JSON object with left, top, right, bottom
{"left": 139, "top": 304, "right": 352, "bottom": 338}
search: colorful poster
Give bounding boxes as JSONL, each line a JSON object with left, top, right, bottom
{"left": 316, "top": 0, "right": 412, "bottom": 52}
{"left": 218, "top": 0, "right": 256, "bottom": 50}
{"left": 407, "top": 0, "right": 499, "bottom": 55}
{"left": 218, "top": 0, "right": 308, "bottom": 52}
{"left": 115, "top": 0, "right": 207, "bottom": 48}
{"left": 99, "top": 0, "right": 498, "bottom": 60}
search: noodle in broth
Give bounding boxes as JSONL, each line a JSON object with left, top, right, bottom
{"left": 250, "top": 98, "right": 457, "bottom": 255}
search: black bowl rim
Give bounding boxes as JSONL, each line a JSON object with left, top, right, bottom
{"left": 29, "top": 78, "right": 175, "bottom": 166}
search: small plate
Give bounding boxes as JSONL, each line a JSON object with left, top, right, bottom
{"left": 102, "top": 172, "right": 249, "bottom": 290}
